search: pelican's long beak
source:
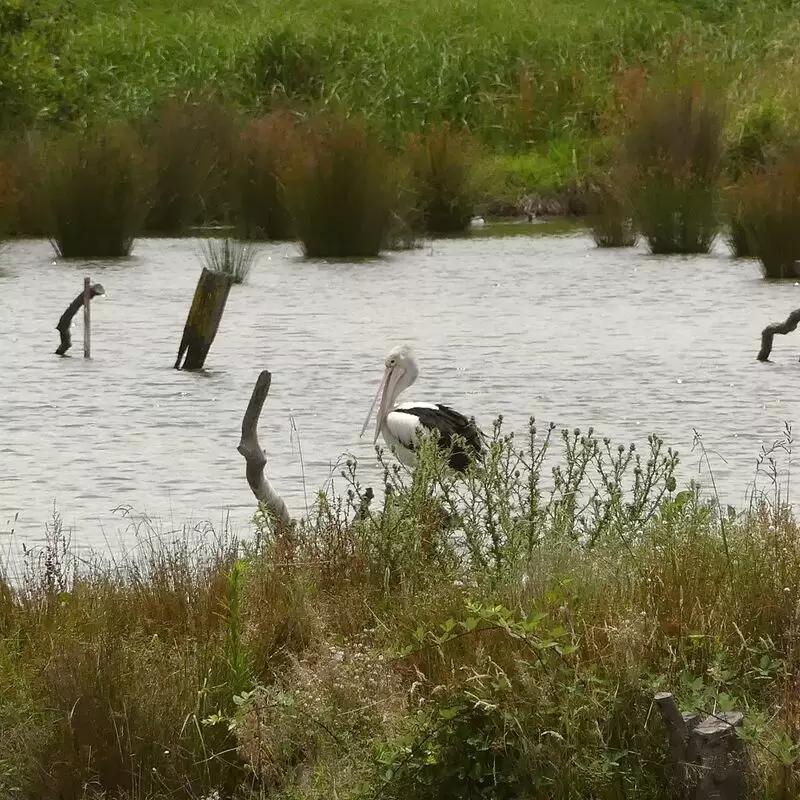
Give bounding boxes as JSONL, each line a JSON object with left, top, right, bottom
{"left": 359, "top": 365, "right": 403, "bottom": 444}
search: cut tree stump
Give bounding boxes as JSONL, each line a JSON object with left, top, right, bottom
{"left": 55, "top": 281, "right": 105, "bottom": 356}
{"left": 174, "top": 267, "right": 232, "bottom": 370}
{"left": 238, "top": 370, "right": 291, "bottom": 528}
{"left": 654, "top": 691, "right": 748, "bottom": 800}
{"left": 757, "top": 307, "right": 800, "bottom": 362}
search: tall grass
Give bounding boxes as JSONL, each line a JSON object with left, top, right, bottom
{"left": 622, "top": 80, "right": 724, "bottom": 255}
{"left": 232, "top": 112, "right": 296, "bottom": 241}
{"left": 200, "top": 236, "right": 259, "bottom": 284}
{"left": 584, "top": 169, "right": 637, "bottom": 248}
{"left": 3, "top": 423, "right": 800, "bottom": 798}
{"left": 284, "top": 113, "right": 397, "bottom": 258}
{"left": 731, "top": 151, "right": 800, "bottom": 279}
{"left": 140, "top": 95, "right": 237, "bottom": 234}
{"left": 36, "top": 123, "right": 151, "bottom": 258}
{"left": 405, "top": 123, "right": 478, "bottom": 235}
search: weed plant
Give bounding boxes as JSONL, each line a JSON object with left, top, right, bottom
{"left": 622, "top": 80, "right": 724, "bottom": 255}
{"left": 3, "top": 420, "right": 800, "bottom": 798}
{"left": 200, "top": 236, "right": 259, "bottom": 284}
{"left": 36, "top": 123, "right": 151, "bottom": 258}
{"left": 283, "top": 113, "right": 396, "bottom": 258}
{"left": 232, "top": 112, "right": 296, "bottom": 241}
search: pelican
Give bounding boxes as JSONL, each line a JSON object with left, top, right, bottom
{"left": 359, "top": 344, "right": 483, "bottom": 471}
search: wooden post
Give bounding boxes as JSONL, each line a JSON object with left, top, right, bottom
{"left": 174, "top": 267, "right": 233, "bottom": 370}
{"left": 55, "top": 281, "right": 105, "bottom": 357}
{"left": 757, "top": 307, "right": 800, "bottom": 362}
{"left": 653, "top": 691, "right": 748, "bottom": 800}
{"left": 83, "top": 277, "right": 91, "bottom": 358}
{"left": 238, "top": 370, "right": 292, "bottom": 528}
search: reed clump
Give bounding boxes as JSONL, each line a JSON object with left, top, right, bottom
{"left": 730, "top": 149, "right": 800, "bottom": 279}
{"left": 35, "top": 123, "right": 151, "bottom": 258}
{"left": 140, "top": 95, "right": 238, "bottom": 235}
{"left": 622, "top": 80, "right": 724, "bottom": 255}
{"left": 584, "top": 169, "right": 637, "bottom": 247}
{"left": 200, "top": 235, "right": 259, "bottom": 284}
{"left": 283, "top": 113, "right": 397, "bottom": 258}
{"left": 405, "top": 123, "right": 478, "bottom": 235}
{"left": 232, "top": 112, "right": 296, "bottom": 241}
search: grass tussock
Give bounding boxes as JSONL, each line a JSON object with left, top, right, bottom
{"left": 36, "top": 123, "right": 151, "bottom": 258}
{"left": 730, "top": 150, "right": 800, "bottom": 279}
{"left": 584, "top": 169, "right": 637, "bottom": 248}
{"left": 200, "top": 236, "right": 259, "bottom": 284}
{"left": 3, "top": 422, "right": 800, "bottom": 799}
{"left": 284, "top": 113, "right": 397, "bottom": 258}
{"left": 141, "top": 95, "right": 238, "bottom": 235}
{"left": 405, "top": 123, "right": 478, "bottom": 235}
{"left": 232, "top": 112, "right": 296, "bottom": 241}
{"left": 622, "top": 79, "right": 724, "bottom": 255}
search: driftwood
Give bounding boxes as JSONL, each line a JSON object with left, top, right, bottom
{"left": 238, "top": 370, "right": 291, "bottom": 528}
{"left": 55, "top": 281, "right": 105, "bottom": 356}
{"left": 654, "top": 691, "right": 748, "bottom": 800}
{"left": 174, "top": 268, "right": 232, "bottom": 370}
{"left": 757, "top": 307, "right": 800, "bottom": 362}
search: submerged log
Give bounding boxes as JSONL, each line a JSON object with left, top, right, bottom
{"left": 238, "top": 370, "right": 291, "bottom": 528}
{"left": 55, "top": 281, "right": 105, "bottom": 356}
{"left": 174, "top": 268, "right": 232, "bottom": 370}
{"left": 654, "top": 691, "right": 748, "bottom": 800}
{"left": 757, "top": 307, "right": 800, "bottom": 362}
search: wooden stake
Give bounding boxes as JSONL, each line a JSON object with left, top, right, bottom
{"left": 174, "top": 267, "right": 233, "bottom": 370}
{"left": 83, "top": 277, "right": 91, "bottom": 358}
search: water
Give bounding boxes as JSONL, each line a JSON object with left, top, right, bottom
{"left": 0, "top": 232, "right": 798, "bottom": 553}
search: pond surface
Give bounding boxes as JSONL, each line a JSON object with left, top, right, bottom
{"left": 0, "top": 231, "right": 798, "bottom": 554}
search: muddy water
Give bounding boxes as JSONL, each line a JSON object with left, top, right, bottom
{"left": 0, "top": 231, "right": 797, "bottom": 553}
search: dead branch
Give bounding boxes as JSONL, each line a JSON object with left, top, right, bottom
{"left": 55, "top": 282, "right": 105, "bottom": 356}
{"left": 238, "top": 370, "right": 291, "bottom": 528}
{"left": 757, "top": 307, "right": 800, "bottom": 362}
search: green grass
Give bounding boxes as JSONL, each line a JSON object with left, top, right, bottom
{"left": 5, "top": 0, "right": 800, "bottom": 149}
{"left": 3, "top": 423, "right": 800, "bottom": 798}
{"left": 4, "top": 0, "right": 800, "bottom": 227}
{"left": 199, "top": 236, "right": 259, "bottom": 283}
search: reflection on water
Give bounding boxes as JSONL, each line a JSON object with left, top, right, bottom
{"left": 0, "top": 233, "right": 797, "bottom": 552}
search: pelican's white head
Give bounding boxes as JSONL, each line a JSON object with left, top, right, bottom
{"left": 359, "top": 344, "right": 420, "bottom": 444}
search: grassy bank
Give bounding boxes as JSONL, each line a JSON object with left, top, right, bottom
{"left": 2, "top": 424, "right": 800, "bottom": 799}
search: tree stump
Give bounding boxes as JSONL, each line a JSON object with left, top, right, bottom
{"left": 174, "top": 267, "right": 232, "bottom": 370}
{"left": 55, "top": 282, "right": 105, "bottom": 356}
{"left": 757, "top": 307, "right": 800, "bottom": 362}
{"left": 654, "top": 691, "right": 748, "bottom": 800}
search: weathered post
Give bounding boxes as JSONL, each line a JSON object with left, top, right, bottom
{"left": 757, "top": 307, "right": 800, "bottom": 362}
{"left": 174, "top": 267, "right": 233, "bottom": 370}
{"left": 83, "top": 277, "right": 91, "bottom": 358}
{"left": 238, "top": 370, "right": 292, "bottom": 529}
{"left": 653, "top": 691, "right": 748, "bottom": 800}
{"left": 55, "top": 281, "right": 105, "bottom": 357}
